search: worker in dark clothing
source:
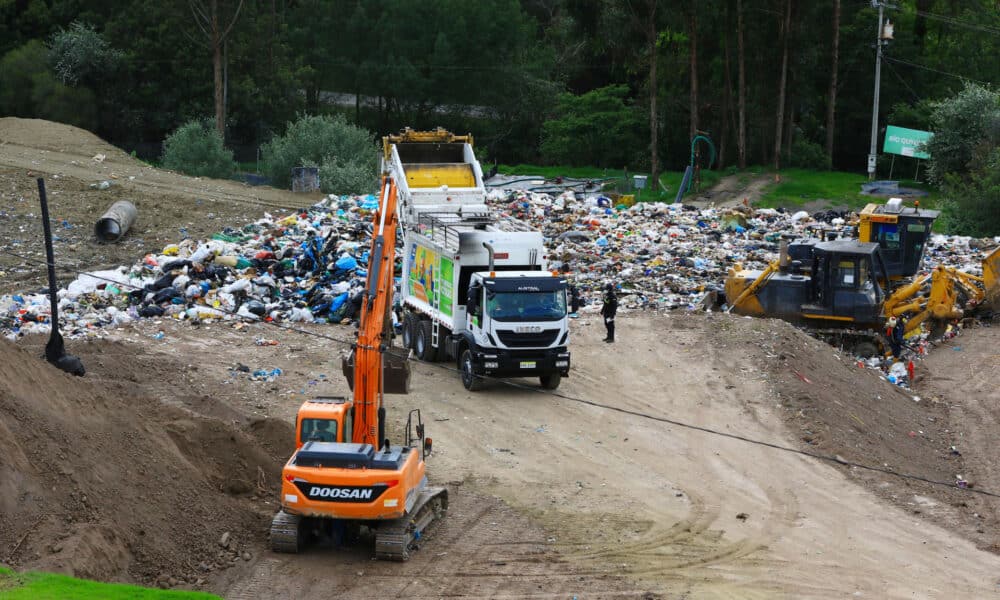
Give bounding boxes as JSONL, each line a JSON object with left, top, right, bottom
{"left": 890, "top": 316, "right": 906, "bottom": 358}
{"left": 885, "top": 316, "right": 905, "bottom": 358}
{"left": 568, "top": 284, "right": 581, "bottom": 318}
{"left": 601, "top": 283, "right": 618, "bottom": 343}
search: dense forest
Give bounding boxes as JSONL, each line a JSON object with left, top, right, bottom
{"left": 1, "top": 0, "right": 998, "bottom": 177}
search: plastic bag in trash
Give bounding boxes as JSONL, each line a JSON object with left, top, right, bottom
{"left": 335, "top": 255, "right": 359, "bottom": 270}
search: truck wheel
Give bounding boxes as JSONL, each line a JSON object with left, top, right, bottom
{"left": 401, "top": 313, "right": 415, "bottom": 349}
{"left": 461, "top": 349, "right": 484, "bottom": 391}
{"left": 539, "top": 372, "right": 561, "bottom": 390}
{"left": 415, "top": 320, "right": 435, "bottom": 361}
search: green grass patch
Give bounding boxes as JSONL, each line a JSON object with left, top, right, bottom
{"left": 0, "top": 567, "right": 220, "bottom": 600}
{"left": 659, "top": 169, "right": 724, "bottom": 199}
{"left": 759, "top": 169, "right": 865, "bottom": 208}
{"left": 757, "top": 168, "right": 941, "bottom": 210}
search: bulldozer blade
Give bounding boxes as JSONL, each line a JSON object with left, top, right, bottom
{"left": 341, "top": 346, "right": 412, "bottom": 394}
{"left": 983, "top": 246, "right": 1000, "bottom": 312}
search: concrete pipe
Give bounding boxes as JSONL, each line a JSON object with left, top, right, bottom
{"left": 94, "top": 200, "right": 137, "bottom": 242}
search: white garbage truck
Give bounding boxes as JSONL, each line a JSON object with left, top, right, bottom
{"left": 385, "top": 128, "right": 571, "bottom": 391}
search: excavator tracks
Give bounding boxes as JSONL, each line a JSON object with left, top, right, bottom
{"left": 374, "top": 487, "right": 449, "bottom": 561}
{"left": 270, "top": 510, "right": 303, "bottom": 553}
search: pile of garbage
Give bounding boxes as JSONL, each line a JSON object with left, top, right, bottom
{"left": 0, "top": 194, "right": 384, "bottom": 340}
{"left": 1, "top": 188, "right": 996, "bottom": 347}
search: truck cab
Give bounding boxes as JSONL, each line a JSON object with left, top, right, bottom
{"left": 461, "top": 271, "right": 571, "bottom": 389}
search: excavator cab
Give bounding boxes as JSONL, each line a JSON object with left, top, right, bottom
{"left": 858, "top": 199, "right": 939, "bottom": 280}
{"left": 295, "top": 397, "right": 353, "bottom": 447}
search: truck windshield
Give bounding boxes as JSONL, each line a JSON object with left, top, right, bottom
{"left": 487, "top": 291, "right": 566, "bottom": 322}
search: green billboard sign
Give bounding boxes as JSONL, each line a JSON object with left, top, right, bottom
{"left": 883, "top": 125, "right": 932, "bottom": 160}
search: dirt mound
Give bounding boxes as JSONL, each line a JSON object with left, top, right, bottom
{"left": 0, "top": 338, "right": 287, "bottom": 587}
{"left": 0, "top": 118, "right": 136, "bottom": 163}
{"left": 710, "top": 316, "right": 980, "bottom": 537}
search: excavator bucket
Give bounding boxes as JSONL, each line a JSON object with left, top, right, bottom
{"left": 341, "top": 346, "right": 412, "bottom": 394}
{"left": 983, "top": 246, "right": 1000, "bottom": 311}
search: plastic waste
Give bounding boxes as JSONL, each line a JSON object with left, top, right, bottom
{"left": 335, "top": 255, "right": 359, "bottom": 270}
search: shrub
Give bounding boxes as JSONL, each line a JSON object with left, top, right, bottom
{"left": 936, "top": 149, "right": 1000, "bottom": 237}
{"left": 262, "top": 114, "right": 377, "bottom": 193}
{"left": 319, "top": 158, "right": 378, "bottom": 196}
{"left": 0, "top": 40, "right": 98, "bottom": 129}
{"left": 48, "top": 22, "right": 122, "bottom": 86}
{"left": 786, "top": 137, "right": 831, "bottom": 170}
{"left": 925, "top": 82, "right": 1000, "bottom": 186}
{"left": 161, "top": 120, "right": 236, "bottom": 179}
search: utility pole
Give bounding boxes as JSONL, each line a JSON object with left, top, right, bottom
{"left": 867, "top": 1, "right": 893, "bottom": 180}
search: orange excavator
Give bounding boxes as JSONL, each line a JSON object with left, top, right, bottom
{"left": 270, "top": 176, "right": 447, "bottom": 560}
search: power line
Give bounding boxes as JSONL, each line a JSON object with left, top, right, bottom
{"left": 882, "top": 56, "right": 923, "bottom": 102}
{"left": 3, "top": 247, "right": 997, "bottom": 501}
{"left": 911, "top": 7, "right": 1000, "bottom": 37}
{"left": 882, "top": 55, "right": 989, "bottom": 86}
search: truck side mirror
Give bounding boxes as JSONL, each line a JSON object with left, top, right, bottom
{"left": 423, "top": 437, "right": 433, "bottom": 456}
{"left": 467, "top": 287, "right": 481, "bottom": 313}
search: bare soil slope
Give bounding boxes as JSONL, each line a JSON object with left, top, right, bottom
{"left": 916, "top": 327, "right": 1000, "bottom": 552}
{"left": 0, "top": 118, "right": 316, "bottom": 295}
{"left": 0, "top": 337, "right": 290, "bottom": 586}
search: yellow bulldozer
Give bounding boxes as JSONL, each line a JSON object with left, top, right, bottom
{"left": 724, "top": 199, "right": 1000, "bottom": 355}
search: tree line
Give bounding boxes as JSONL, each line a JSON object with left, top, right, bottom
{"left": 1, "top": 0, "right": 997, "bottom": 181}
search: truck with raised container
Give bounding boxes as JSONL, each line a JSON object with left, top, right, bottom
{"left": 386, "top": 128, "right": 571, "bottom": 391}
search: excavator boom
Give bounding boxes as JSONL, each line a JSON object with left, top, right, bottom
{"left": 272, "top": 174, "right": 446, "bottom": 561}
{"left": 352, "top": 177, "right": 408, "bottom": 447}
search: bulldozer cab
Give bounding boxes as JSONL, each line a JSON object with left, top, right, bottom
{"left": 803, "top": 240, "right": 889, "bottom": 326}
{"left": 859, "top": 199, "right": 938, "bottom": 280}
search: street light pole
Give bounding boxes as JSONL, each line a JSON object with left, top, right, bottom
{"left": 867, "top": 0, "right": 886, "bottom": 180}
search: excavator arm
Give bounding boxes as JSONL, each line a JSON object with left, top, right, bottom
{"left": 351, "top": 176, "right": 410, "bottom": 448}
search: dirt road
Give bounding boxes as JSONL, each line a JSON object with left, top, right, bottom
{"left": 91, "top": 313, "right": 1000, "bottom": 598}
{"left": 689, "top": 173, "right": 773, "bottom": 208}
